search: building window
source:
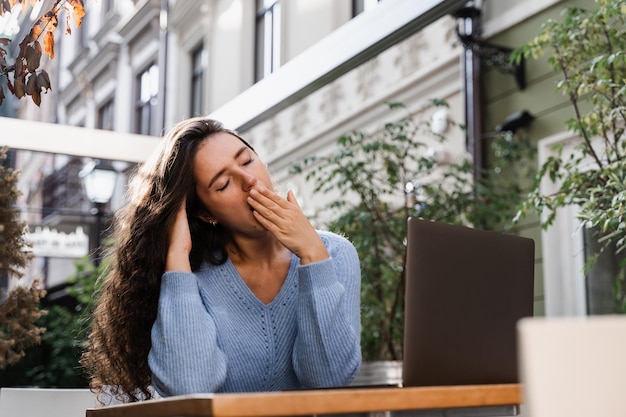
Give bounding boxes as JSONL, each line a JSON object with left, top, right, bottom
{"left": 191, "top": 45, "right": 206, "bottom": 117}
{"left": 135, "top": 64, "right": 159, "bottom": 135}
{"left": 255, "top": 0, "right": 281, "bottom": 82}
{"left": 97, "top": 99, "right": 115, "bottom": 131}
{"left": 42, "top": 158, "right": 85, "bottom": 217}
{"left": 353, "top": 0, "right": 380, "bottom": 17}
{"left": 102, "top": 0, "right": 115, "bottom": 16}
{"left": 77, "top": 10, "right": 89, "bottom": 48}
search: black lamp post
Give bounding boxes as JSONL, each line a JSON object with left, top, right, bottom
{"left": 80, "top": 159, "right": 118, "bottom": 266}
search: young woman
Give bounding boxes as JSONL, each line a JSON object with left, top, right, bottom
{"left": 81, "top": 118, "right": 361, "bottom": 402}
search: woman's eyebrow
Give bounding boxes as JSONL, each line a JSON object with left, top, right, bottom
{"left": 207, "top": 146, "right": 250, "bottom": 189}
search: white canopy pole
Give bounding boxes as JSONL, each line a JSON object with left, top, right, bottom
{"left": 0, "top": 117, "right": 160, "bottom": 163}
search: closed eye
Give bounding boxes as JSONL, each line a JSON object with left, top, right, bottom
{"left": 216, "top": 180, "right": 229, "bottom": 191}
{"left": 215, "top": 159, "right": 253, "bottom": 191}
{"left": 214, "top": 151, "right": 255, "bottom": 192}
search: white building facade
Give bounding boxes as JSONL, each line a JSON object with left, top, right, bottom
{"left": 6, "top": 0, "right": 599, "bottom": 316}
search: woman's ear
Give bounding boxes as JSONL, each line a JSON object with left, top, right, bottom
{"left": 197, "top": 212, "right": 217, "bottom": 226}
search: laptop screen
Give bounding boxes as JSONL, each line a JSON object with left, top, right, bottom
{"left": 402, "top": 218, "right": 534, "bottom": 387}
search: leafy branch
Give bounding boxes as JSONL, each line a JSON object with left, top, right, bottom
{"left": 513, "top": 0, "right": 626, "bottom": 254}
{"left": 0, "top": 0, "right": 84, "bottom": 106}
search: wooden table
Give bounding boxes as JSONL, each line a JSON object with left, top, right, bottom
{"left": 86, "top": 384, "right": 521, "bottom": 417}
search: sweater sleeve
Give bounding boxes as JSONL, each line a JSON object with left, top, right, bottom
{"left": 293, "top": 233, "right": 362, "bottom": 387}
{"left": 148, "top": 271, "right": 227, "bottom": 396}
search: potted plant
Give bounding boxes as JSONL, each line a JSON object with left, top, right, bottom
{"left": 291, "top": 101, "right": 534, "bottom": 378}
{"left": 513, "top": 0, "right": 626, "bottom": 313}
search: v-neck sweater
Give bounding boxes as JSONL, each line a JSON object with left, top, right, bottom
{"left": 148, "top": 231, "right": 362, "bottom": 396}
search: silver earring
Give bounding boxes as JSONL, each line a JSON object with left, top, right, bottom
{"left": 209, "top": 219, "right": 217, "bottom": 226}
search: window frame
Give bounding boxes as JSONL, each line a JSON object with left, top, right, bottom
{"left": 97, "top": 98, "right": 115, "bottom": 131}
{"left": 134, "top": 63, "right": 159, "bottom": 135}
{"left": 190, "top": 44, "right": 206, "bottom": 117}
{"left": 254, "top": 0, "right": 282, "bottom": 82}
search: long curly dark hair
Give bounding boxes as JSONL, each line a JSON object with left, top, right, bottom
{"left": 81, "top": 118, "right": 254, "bottom": 402}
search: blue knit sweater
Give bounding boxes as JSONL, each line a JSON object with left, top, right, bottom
{"left": 148, "top": 231, "right": 362, "bottom": 396}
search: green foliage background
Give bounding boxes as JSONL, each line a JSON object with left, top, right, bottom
{"left": 514, "top": 0, "right": 626, "bottom": 311}
{"left": 0, "top": 257, "right": 100, "bottom": 387}
{"left": 292, "top": 102, "right": 535, "bottom": 361}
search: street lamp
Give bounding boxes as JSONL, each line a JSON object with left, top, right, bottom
{"left": 80, "top": 159, "right": 118, "bottom": 266}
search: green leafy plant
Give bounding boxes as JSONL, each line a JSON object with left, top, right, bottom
{"left": 513, "top": 0, "right": 626, "bottom": 311}
{"left": 292, "top": 102, "right": 534, "bottom": 360}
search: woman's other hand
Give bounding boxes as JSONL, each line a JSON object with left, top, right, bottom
{"left": 166, "top": 201, "right": 193, "bottom": 272}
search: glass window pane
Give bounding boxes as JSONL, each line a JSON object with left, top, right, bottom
{"left": 255, "top": 0, "right": 280, "bottom": 82}
{"left": 136, "top": 63, "right": 158, "bottom": 135}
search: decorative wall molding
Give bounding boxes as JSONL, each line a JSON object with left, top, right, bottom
{"left": 245, "top": 17, "right": 463, "bottom": 171}
{"left": 236, "top": 17, "right": 464, "bottom": 219}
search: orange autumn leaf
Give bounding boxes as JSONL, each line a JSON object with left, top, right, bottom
{"left": 44, "top": 13, "right": 58, "bottom": 33}
{"left": 1, "top": 0, "right": 87, "bottom": 107}
{"left": 67, "top": 0, "right": 84, "bottom": 28}
{"left": 43, "top": 31, "right": 54, "bottom": 59}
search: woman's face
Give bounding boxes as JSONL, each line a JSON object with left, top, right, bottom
{"left": 192, "top": 132, "right": 273, "bottom": 235}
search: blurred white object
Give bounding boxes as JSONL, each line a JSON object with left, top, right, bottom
{"left": 430, "top": 108, "right": 448, "bottom": 134}
{"left": 0, "top": 388, "right": 97, "bottom": 417}
{"left": 518, "top": 315, "right": 626, "bottom": 417}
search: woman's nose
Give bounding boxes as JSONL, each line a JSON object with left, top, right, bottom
{"left": 241, "top": 171, "right": 257, "bottom": 191}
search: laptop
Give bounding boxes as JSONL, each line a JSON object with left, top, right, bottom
{"left": 402, "top": 217, "right": 535, "bottom": 387}
{"left": 518, "top": 315, "right": 626, "bottom": 417}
